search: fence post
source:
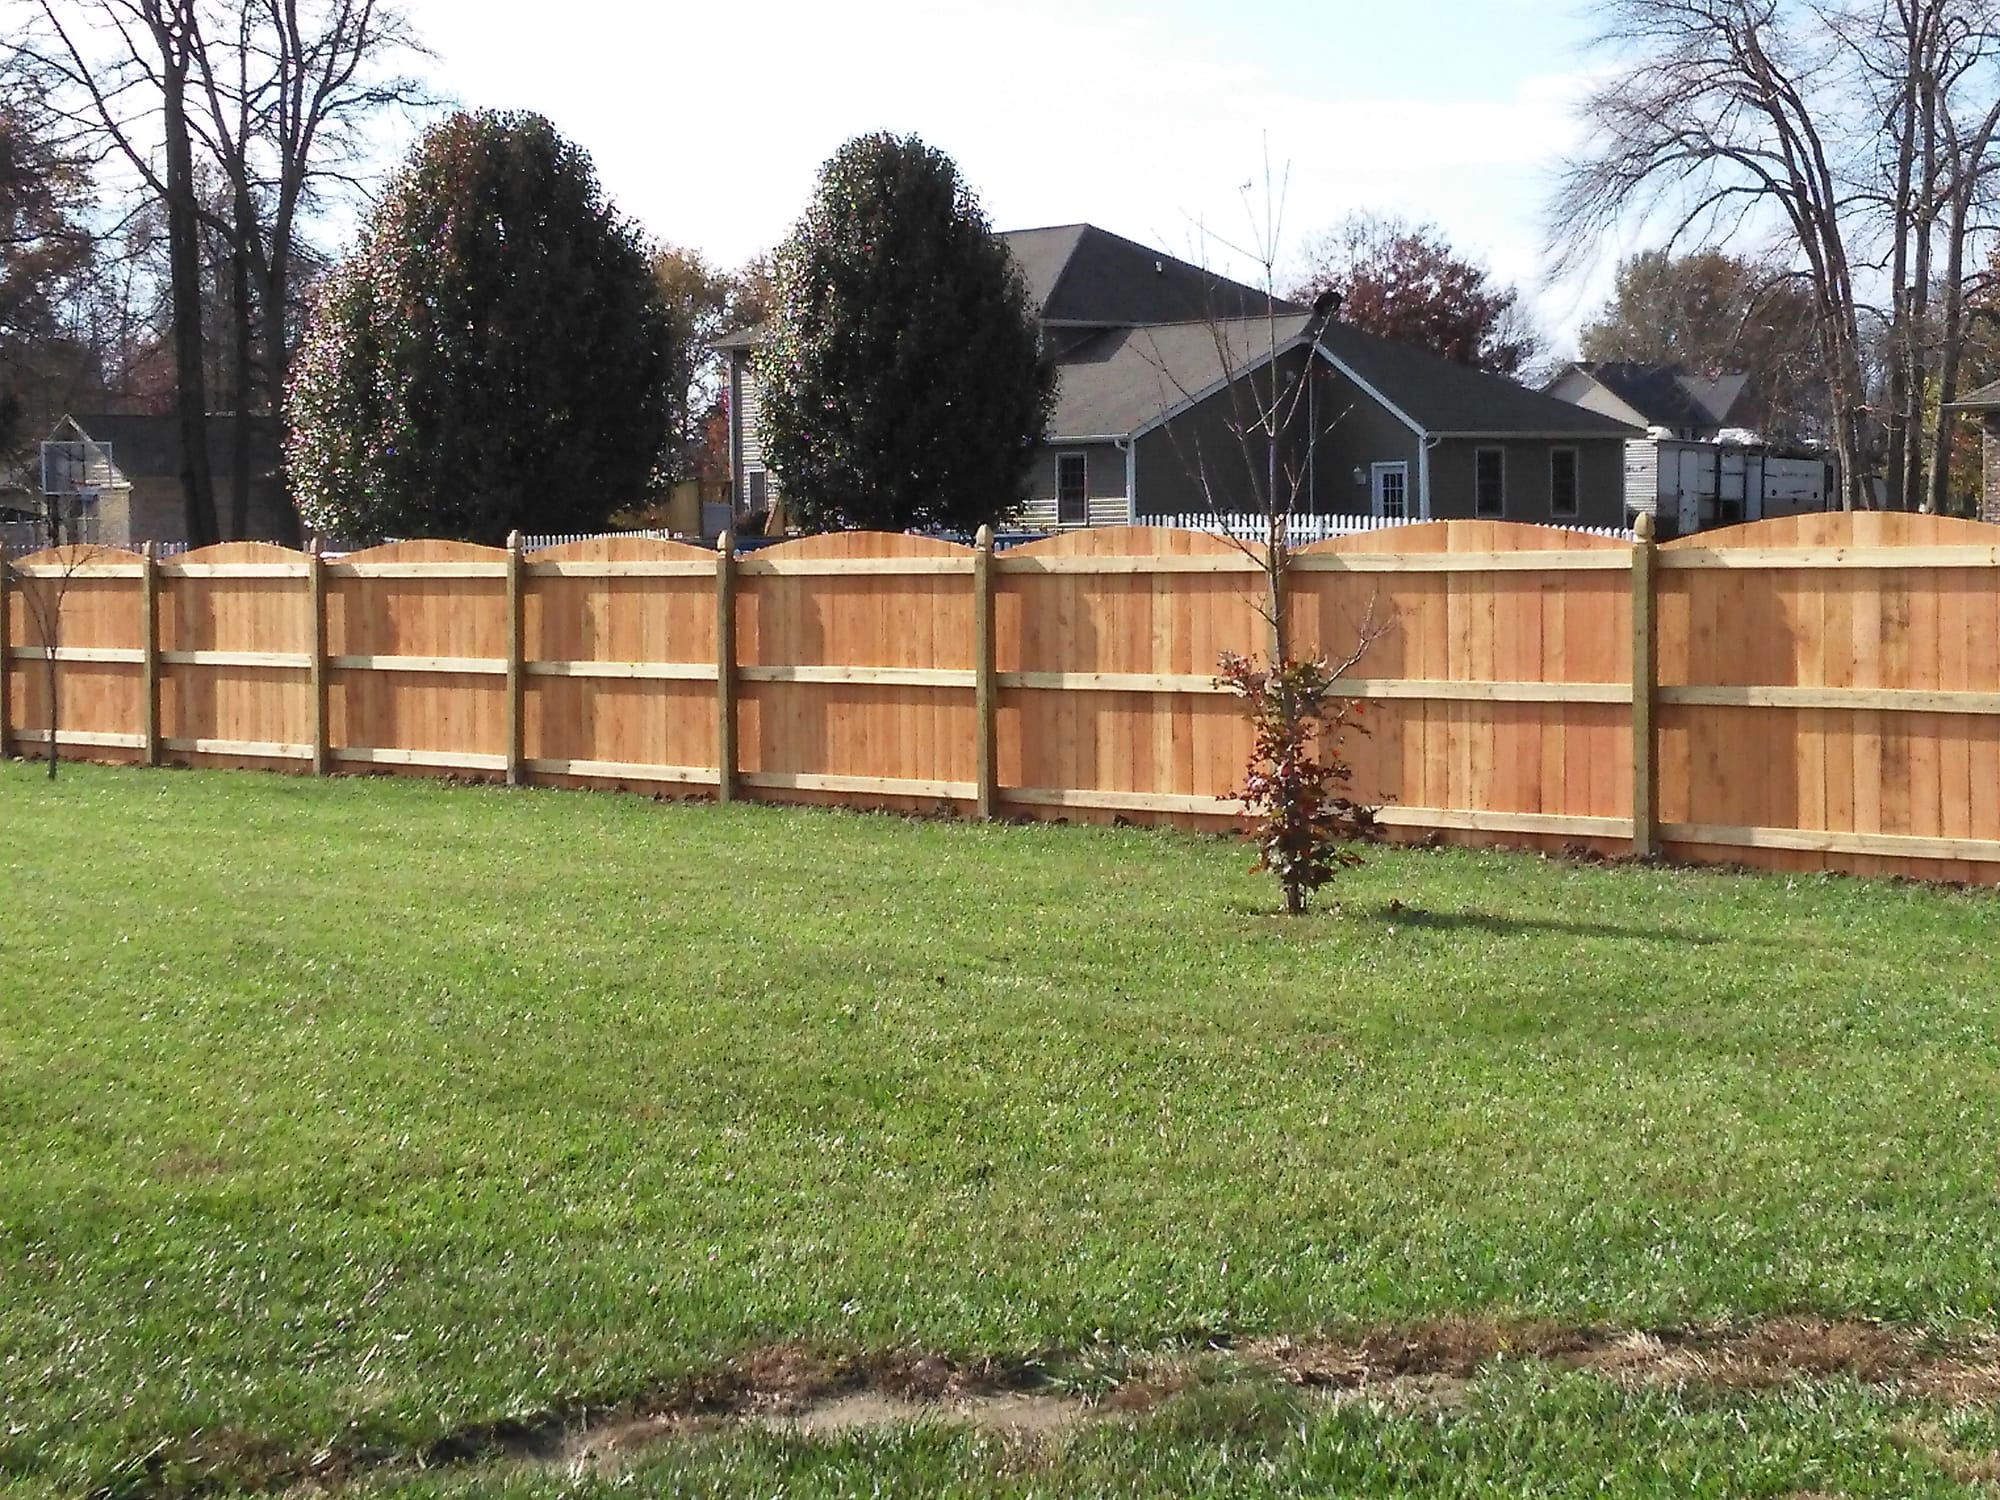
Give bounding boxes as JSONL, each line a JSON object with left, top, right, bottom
{"left": 0, "top": 543, "right": 11, "bottom": 762}
{"left": 1631, "top": 510, "right": 1658, "bottom": 859}
{"left": 308, "top": 539, "right": 330, "bottom": 776}
{"left": 505, "top": 530, "right": 526, "bottom": 788}
{"left": 973, "top": 524, "right": 998, "bottom": 819}
{"left": 715, "top": 530, "right": 738, "bottom": 803}
{"left": 141, "top": 541, "right": 161, "bottom": 767}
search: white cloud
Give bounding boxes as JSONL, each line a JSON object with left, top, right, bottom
{"left": 392, "top": 0, "right": 1611, "bottom": 340}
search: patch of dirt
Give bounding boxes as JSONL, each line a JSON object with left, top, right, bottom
{"left": 1250, "top": 1317, "right": 2000, "bottom": 1407}
{"left": 90, "top": 1320, "right": 2000, "bottom": 1498}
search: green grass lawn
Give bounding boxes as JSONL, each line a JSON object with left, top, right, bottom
{"left": 3, "top": 759, "right": 1999, "bottom": 1497}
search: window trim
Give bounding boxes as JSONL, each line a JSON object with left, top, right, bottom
{"left": 1549, "top": 446, "right": 1581, "bottom": 519}
{"left": 1056, "top": 451, "right": 1090, "bottom": 527}
{"left": 745, "top": 469, "right": 768, "bottom": 511}
{"left": 1474, "top": 446, "right": 1506, "bottom": 518}
{"left": 1370, "top": 460, "right": 1410, "bottom": 520}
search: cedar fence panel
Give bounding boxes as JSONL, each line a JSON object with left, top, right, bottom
{"left": 525, "top": 534, "right": 720, "bottom": 790}
{"left": 1290, "top": 521, "right": 1635, "bottom": 852}
{"left": 160, "top": 541, "right": 314, "bottom": 766}
{"left": 736, "top": 531, "right": 978, "bottom": 807}
{"left": 997, "top": 526, "right": 1260, "bottom": 822}
{"left": 1655, "top": 511, "right": 2000, "bottom": 881}
{"left": 9, "top": 514, "right": 2000, "bottom": 883}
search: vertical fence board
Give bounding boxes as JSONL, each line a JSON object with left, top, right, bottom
{"left": 8, "top": 514, "right": 2000, "bottom": 883}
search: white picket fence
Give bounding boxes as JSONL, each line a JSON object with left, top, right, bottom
{"left": 3, "top": 515, "right": 1633, "bottom": 558}
{"left": 522, "top": 526, "right": 691, "bottom": 550}
{"left": 1142, "top": 511, "right": 1635, "bottom": 543}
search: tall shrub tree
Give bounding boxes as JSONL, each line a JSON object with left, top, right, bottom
{"left": 758, "top": 132, "right": 1052, "bottom": 533}
{"left": 286, "top": 111, "right": 675, "bottom": 542}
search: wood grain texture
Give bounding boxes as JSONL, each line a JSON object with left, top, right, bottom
{"left": 9, "top": 516, "right": 2000, "bottom": 884}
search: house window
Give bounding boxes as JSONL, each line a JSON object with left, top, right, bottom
{"left": 1475, "top": 448, "right": 1505, "bottom": 517}
{"left": 746, "top": 470, "right": 768, "bottom": 512}
{"left": 1057, "top": 452, "right": 1089, "bottom": 526}
{"left": 1371, "top": 461, "right": 1409, "bottom": 520}
{"left": 1550, "top": 448, "right": 1580, "bottom": 518}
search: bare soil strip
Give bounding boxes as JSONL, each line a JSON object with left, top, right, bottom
{"left": 121, "top": 1318, "right": 2000, "bottom": 1496}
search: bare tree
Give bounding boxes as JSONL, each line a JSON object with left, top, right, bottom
{"left": 1136, "top": 157, "right": 1388, "bottom": 912}
{"left": 10, "top": 0, "right": 426, "bottom": 542}
{"left": 1555, "top": 0, "right": 2000, "bottom": 512}
{"left": 186, "top": 0, "right": 428, "bottom": 541}
{"left": 1837, "top": 1, "right": 2000, "bottom": 511}
{"left": 14, "top": 0, "right": 224, "bottom": 542}
{"left": 1145, "top": 168, "right": 1378, "bottom": 664}
{"left": 4, "top": 539, "right": 114, "bottom": 779}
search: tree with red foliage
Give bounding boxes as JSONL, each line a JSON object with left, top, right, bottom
{"left": 1292, "top": 213, "right": 1543, "bottom": 377}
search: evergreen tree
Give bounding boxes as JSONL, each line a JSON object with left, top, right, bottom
{"left": 286, "top": 111, "right": 674, "bottom": 542}
{"left": 759, "top": 132, "right": 1052, "bottom": 533}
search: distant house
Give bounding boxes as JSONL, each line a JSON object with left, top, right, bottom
{"left": 1544, "top": 360, "right": 1827, "bottom": 534}
{"left": 36, "top": 413, "right": 291, "bottom": 546}
{"left": 1544, "top": 361, "right": 1753, "bottom": 443}
{"left": 718, "top": 224, "right": 1639, "bottom": 533}
{"left": 1947, "top": 379, "right": 2000, "bottom": 522}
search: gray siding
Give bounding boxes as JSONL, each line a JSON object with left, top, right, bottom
{"left": 1020, "top": 441, "right": 1128, "bottom": 528}
{"left": 1425, "top": 438, "right": 1625, "bottom": 528}
{"left": 1134, "top": 353, "right": 1421, "bottom": 518}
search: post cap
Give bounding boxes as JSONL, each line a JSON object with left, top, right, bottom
{"left": 1634, "top": 511, "right": 1656, "bottom": 542}
{"left": 975, "top": 524, "right": 995, "bottom": 549}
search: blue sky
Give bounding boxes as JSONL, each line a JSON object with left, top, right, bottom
{"left": 403, "top": 0, "right": 1624, "bottom": 348}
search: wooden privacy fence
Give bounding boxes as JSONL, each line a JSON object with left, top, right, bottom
{"left": 6, "top": 513, "right": 2000, "bottom": 883}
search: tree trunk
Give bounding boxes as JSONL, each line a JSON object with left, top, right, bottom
{"left": 42, "top": 652, "right": 57, "bottom": 780}
{"left": 226, "top": 186, "right": 256, "bottom": 539}
{"left": 157, "top": 2, "right": 220, "bottom": 548}
{"left": 257, "top": 260, "right": 304, "bottom": 546}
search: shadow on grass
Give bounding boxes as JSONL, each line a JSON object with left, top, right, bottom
{"left": 1373, "top": 902, "right": 1730, "bottom": 947}
{"left": 1221, "top": 899, "right": 1730, "bottom": 946}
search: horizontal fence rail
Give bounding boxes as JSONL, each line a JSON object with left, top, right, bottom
{"left": 4, "top": 512, "right": 1999, "bottom": 883}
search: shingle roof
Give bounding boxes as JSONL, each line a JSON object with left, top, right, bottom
{"left": 1049, "top": 317, "right": 1314, "bottom": 438}
{"left": 1322, "top": 329, "right": 1639, "bottom": 439}
{"left": 1015, "top": 223, "right": 1292, "bottom": 324}
{"left": 1564, "top": 361, "right": 1747, "bottom": 429}
{"left": 1046, "top": 316, "right": 1642, "bottom": 442}
{"left": 1948, "top": 377, "right": 2000, "bottom": 411}
{"left": 57, "top": 413, "right": 273, "bottom": 484}
{"left": 712, "top": 224, "right": 1289, "bottom": 351}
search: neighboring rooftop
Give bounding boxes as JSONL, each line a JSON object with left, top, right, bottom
{"left": 1947, "top": 377, "right": 2000, "bottom": 411}
{"left": 713, "top": 223, "right": 1294, "bottom": 351}
{"left": 1047, "top": 315, "right": 1642, "bottom": 442}
{"left": 50, "top": 412, "right": 275, "bottom": 483}
{"left": 1557, "top": 361, "right": 1751, "bottom": 431}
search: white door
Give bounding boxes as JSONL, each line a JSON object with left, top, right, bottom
{"left": 1371, "top": 462, "right": 1410, "bottom": 520}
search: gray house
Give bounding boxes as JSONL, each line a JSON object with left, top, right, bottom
{"left": 719, "top": 224, "right": 1638, "bottom": 531}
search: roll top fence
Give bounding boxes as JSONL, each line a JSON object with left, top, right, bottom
{"left": 5, "top": 512, "right": 2000, "bottom": 882}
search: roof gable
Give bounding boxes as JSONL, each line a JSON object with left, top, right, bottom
{"left": 1563, "top": 361, "right": 1748, "bottom": 429}
{"left": 1317, "top": 328, "right": 1641, "bottom": 439}
{"left": 1044, "top": 316, "right": 1641, "bottom": 443}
